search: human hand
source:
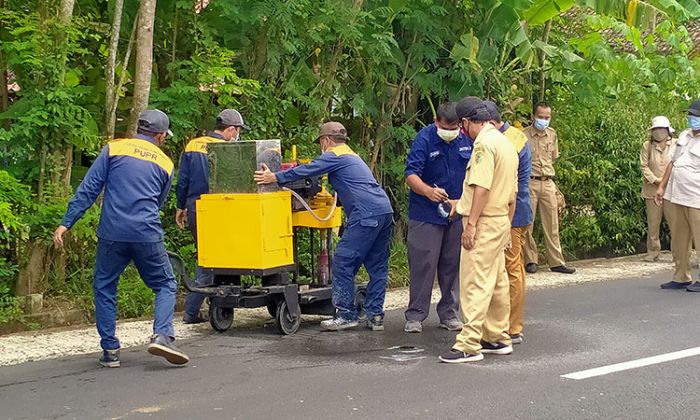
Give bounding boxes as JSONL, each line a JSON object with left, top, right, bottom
{"left": 254, "top": 163, "right": 277, "bottom": 185}
{"left": 461, "top": 222, "right": 476, "bottom": 250}
{"left": 428, "top": 186, "right": 449, "bottom": 203}
{"left": 654, "top": 186, "right": 665, "bottom": 207}
{"left": 53, "top": 225, "right": 68, "bottom": 247}
{"left": 447, "top": 199, "right": 459, "bottom": 219}
{"left": 176, "top": 208, "right": 188, "bottom": 229}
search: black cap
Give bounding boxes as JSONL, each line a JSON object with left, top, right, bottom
{"left": 483, "top": 100, "right": 500, "bottom": 121}
{"left": 217, "top": 109, "right": 250, "bottom": 131}
{"left": 456, "top": 96, "right": 490, "bottom": 121}
{"left": 138, "top": 109, "right": 172, "bottom": 136}
{"left": 689, "top": 99, "right": 700, "bottom": 117}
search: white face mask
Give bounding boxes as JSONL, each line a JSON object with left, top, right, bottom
{"left": 437, "top": 127, "right": 460, "bottom": 142}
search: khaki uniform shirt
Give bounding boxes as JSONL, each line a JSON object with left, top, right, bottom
{"left": 456, "top": 124, "right": 519, "bottom": 218}
{"left": 640, "top": 138, "right": 675, "bottom": 199}
{"left": 523, "top": 126, "right": 558, "bottom": 177}
{"left": 664, "top": 129, "right": 700, "bottom": 209}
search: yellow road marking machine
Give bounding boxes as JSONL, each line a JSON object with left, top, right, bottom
{"left": 169, "top": 141, "right": 366, "bottom": 334}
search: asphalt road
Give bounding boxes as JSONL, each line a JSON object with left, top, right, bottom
{"left": 3, "top": 270, "right": 700, "bottom": 420}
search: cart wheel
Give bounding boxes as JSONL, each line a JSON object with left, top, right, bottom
{"left": 274, "top": 300, "right": 300, "bottom": 335}
{"left": 266, "top": 301, "right": 277, "bottom": 318}
{"left": 209, "top": 303, "right": 234, "bottom": 332}
{"left": 355, "top": 289, "right": 367, "bottom": 320}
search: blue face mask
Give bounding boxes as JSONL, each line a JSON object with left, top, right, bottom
{"left": 689, "top": 115, "right": 700, "bottom": 131}
{"left": 534, "top": 118, "right": 550, "bottom": 130}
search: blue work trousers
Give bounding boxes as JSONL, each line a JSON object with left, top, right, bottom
{"left": 184, "top": 202, "right": 214, "bottom": 317}
{"left": 93, "top": 239, "right": 177, "bottom": 350}
{"left": 332, "top": 213, "right": 393, "bottom": 320}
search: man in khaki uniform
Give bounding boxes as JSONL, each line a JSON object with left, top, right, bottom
{"left": 640, "top": 116, "right": 675, "bottom": 262}
{"left": 523, "top": 102, "right": 575, "bottom": 274}
{"left": 439, "top": 97, "right": 519, "bottom": 364}
{"left": 484, "top": 100, "right": 532, "bottom": 345}
{"left": 656, "top": 99, "right": 700, "bottom": 291}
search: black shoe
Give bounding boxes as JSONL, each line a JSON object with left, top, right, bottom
{"left": 480, "top": 341, "right": 513, "bottom": 355}
{"left": 183, "top": 313, "right": 209, "bottom": 324}
{"left": 687, "top": 282, "right": 700, "bottom": 292}
{"left": 99, "top": 349, "right": 120, "bottom": 368}
{"left": 525, "top": 263, "right": 538, "bottom": 273}
{"left": 550, "top": 265, "right": 576, "bottom": 274}
{"left": 660, "top": 280, "right": 692, "bottom": 290}
{"left": 509, "top": 333, "right": 524, "bottom": 345}
{"left": 147, "top": 334, "right": 189, "bottom": 365}
{"left": 438, "top": 349, "right": 483, "bottom": 363}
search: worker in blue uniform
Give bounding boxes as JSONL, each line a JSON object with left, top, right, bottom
{"left": 254, "top": 122, "right": 394, "bottom": 332}
{"left": 403, "top": 102, "right": 472, "bottom": 334}
{"left": 175, "top": 109, "right": 250, "bottom": 324}
{"left": 53, "top": 110, "right": 189, "bottom": 368}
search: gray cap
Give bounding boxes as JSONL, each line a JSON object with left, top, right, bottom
{"left": 456, "top": 96, "right": 490, "bottom": 121}
{"left": 689, "top": 99, "right": 700, "bottom": 117}
{"left": 217, "top": 109, "right": 250, "bottom": 131}
{"left": 138, "top": 109, "right": 172, "bottom": 136}
{"left": 316, "top": 121, "right": 348, "bottom": 142}
{"left": 483, "top": 100, "right": 500, "bottom": 121}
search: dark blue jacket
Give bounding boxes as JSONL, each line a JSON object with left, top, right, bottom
{"left": 175, "top": 132, "right": 225, "bottom": 210}
{"left": 404, "top": 124, "right": 473, "bottom": 225}
{"left": 60, "top": 134, "right": 174, "bottom": 242}
{"left": 500, "top": 123, "right": 533, "bottom": 227}
{"left": 275, "top": 144, "right": 393, "bottom": 223}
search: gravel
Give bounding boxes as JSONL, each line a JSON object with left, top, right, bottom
{"left": 0, "top": 252, "right": 685, "bottom": 367}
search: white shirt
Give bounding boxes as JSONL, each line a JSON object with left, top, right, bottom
{"left": 664, "top": 129, "right": 700, "bottom": 209}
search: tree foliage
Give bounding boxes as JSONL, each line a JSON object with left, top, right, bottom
{"left": 0, "top": 0, "right": 698, "bottom": 319}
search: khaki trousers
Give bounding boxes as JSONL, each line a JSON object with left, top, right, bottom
{"left": 644, "top": 198, "right": 669, "bottom": 259}
{"left": 525, "top": 179, "right": 565, "bottom": 267}
{"left": 453, "top": 216, "right": 511, "bottom": 354}
{"left": 667, "top": 202, "right": 700, "bottom": 282}
{"left": 506, "top": 226, "right": 527, "bottom": 335}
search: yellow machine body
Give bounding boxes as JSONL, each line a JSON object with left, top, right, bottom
{"left": 291, "top": 193, "right": 343, "bottom": 229}
{"left": 196, "top": 192, "right": 294, "bottom": 270}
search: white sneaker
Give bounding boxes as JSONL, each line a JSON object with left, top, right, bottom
{"left": 439, "top": 318, "right": 463, "bottom": 331}
{"left": 404, "top": 320, "right": 422, "bottom": 333}
{"left": 320, "top": 317, "right": 358, "bottom": 331}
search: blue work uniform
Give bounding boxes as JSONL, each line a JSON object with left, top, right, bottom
{"left": 275, "top": 144, "right": 394, "bottom": 320}
{"left": 500, "top": 122, "right": 533, "bottom": 227}
{"left": 175, "top": 132, "right": 225, "bottom": 317}
{"left": 403, "top": 124, "right": 472, "bottom": 323}
{"left": 60, "top": 134, "right": 176, "bottom": 350}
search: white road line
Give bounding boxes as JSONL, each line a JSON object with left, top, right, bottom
{"left": 561, "top": 347, "right": 700, "bottom": 380}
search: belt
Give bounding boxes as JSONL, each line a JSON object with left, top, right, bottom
{"left": 531, "top": 176, "right": 554, "bottom": 181}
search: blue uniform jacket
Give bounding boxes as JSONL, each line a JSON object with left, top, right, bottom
{"left": 175, "top": 132, "right": 225, "bottom": 210}
{"left": 60, "top": 134, "right": 174, "bottom": 243}
{"left": 500, "top": 123, "right": 533, "bottom": 227}
{"left": 404, "top": 123, "right": 473, "bottom": 225}
{"left": 274, "top": 144, "right": 393, "bottom": 223}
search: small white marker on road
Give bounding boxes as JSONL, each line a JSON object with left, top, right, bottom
{"left": 562, "top": 346, "right": 700, "bottom": 380}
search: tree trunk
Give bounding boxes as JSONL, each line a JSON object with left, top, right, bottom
{"left": 107, "top": 14, "right": 138, "bottom": 140}
{"left": 104, "top": 0, "right": 125, "bottom": 140}
{"left": 15, "top": 243, "right": 50, "bottom": 296}
{"left": 0, "top": 0, "right": 8, "bottom": 128}
{"left": 537, "top": 19, "right": 552, "bottom": 103}
{"left": 126, "top": 0, "right": 157, "bottom": 136}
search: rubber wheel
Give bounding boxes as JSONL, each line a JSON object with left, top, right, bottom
{"left": 209, "top": 303, "right": 234, "bottom": 332}
{"left": 274, "top": 300, "right": 301, "bottom": 335}
{"left": 355, "top": 289, "right": 367, "bottom": 320}
{"left": 266, "top": 300, "right": 277, "bottom": 318}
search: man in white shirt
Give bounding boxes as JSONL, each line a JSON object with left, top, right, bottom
{"left": 656, "top": 99, "right": 700, "bottom": 291}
